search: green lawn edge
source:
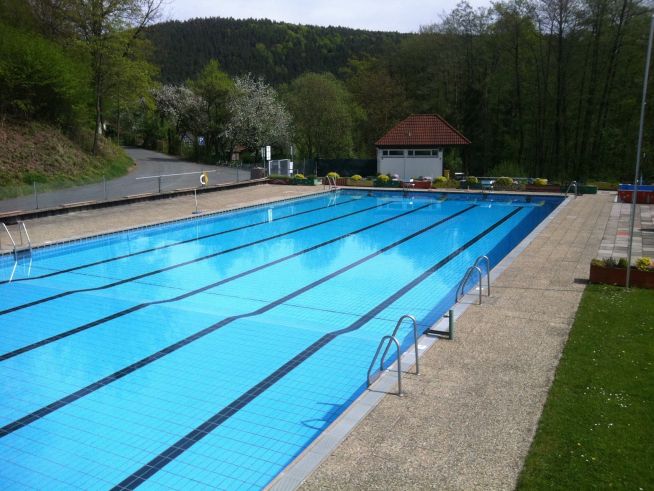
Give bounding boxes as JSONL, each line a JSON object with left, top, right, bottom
{"left": 517, "top": 284, "right": 654, "bottom": 489}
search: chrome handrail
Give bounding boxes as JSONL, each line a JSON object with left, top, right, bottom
{"left": 381, "top": 314, "right": 420, "bottom": 375}
{"left": 1, "top": 223, "right": 16, "bottom": 253}
{"left": 456, "top": 265, "right": 483, "bottom": 304}
{"left": 367, "top": 335, "right": 402, "bottom": 396}
{"left": 473, "top": 255, "right": 491, "bottom": 297}
{"left": 18, "top": 222, "right": 31, "bottom": 251}
{"left": 565, "top": 181, "right": 578, "bottom": 196}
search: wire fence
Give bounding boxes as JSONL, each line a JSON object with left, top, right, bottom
{"left": 0, "top": 163, "right": 261, "bottom": 214}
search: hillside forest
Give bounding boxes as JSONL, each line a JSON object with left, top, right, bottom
{"left": 1, "top": 0, "right": 654, "bottom": 183}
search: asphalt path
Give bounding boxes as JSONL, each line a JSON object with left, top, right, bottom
{"left": 0, "top": 148, "right": 252, "bottom": 213}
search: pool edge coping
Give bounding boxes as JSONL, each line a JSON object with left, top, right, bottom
{"left": 266, "top": 194, "right": 574, "bottom": 491}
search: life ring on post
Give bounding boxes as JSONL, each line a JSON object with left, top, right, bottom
{"left": 200, "top": 172, "right": 209, "bottom": 186}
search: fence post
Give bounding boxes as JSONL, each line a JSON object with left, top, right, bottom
{"left": 33, "top": 182, "right": 39, "bottom": 209}
{"left": 103, "top": 176, "right": 107, "bottom": 200}
{"left": 158, "top": 176, "right": 162, "bottom": 193}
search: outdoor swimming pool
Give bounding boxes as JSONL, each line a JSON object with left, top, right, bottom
{"left": 0, "top": 190, "right": 562, "bottom": 489}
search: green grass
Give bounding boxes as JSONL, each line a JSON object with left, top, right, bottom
{"left": 517, "top": 284, "right": 654, "bottom": 489}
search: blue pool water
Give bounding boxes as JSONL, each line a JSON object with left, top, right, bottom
{"left": 0, "top": 190, "right": 562, "bottom": 489}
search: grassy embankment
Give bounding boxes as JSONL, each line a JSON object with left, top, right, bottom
{"left": 0, "top": 120, "right": 133, "bottom": 199}
{"left": 518, "top": 284, "right": 653, "bottom": 489}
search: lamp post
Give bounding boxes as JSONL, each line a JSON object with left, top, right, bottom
{"left": 626, "top": 15, "right": 654, "bottom": 289}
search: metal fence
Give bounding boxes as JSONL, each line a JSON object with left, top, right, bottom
{"left": 0, "top": 163, "right": 259, "bottom": 214}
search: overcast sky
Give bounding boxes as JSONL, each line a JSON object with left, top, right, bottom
{"left": 167, "top": 0, "right": 489, "bottom": 33}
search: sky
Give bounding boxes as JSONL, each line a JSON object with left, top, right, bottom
{"left": 167, "top": 0, "right": 489, "bottom": 33}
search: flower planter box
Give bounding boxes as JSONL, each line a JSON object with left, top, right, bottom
{"left": 463, "top": 182, "right": 482, "bottom": 190}
{"left": 412, "top": 180, "right": 431, "bottom": 189}
{"left": 346, "top": 179, "right": 374, "bottom": 187}
{"left": 589, "top": 264, "right": 654, "bottom": 288}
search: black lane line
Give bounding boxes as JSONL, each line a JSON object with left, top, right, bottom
{"left": 0, "top": 197, "right": 361, "bottom": 287}
{"left": 0, "top": 202, "right": 438, "bottom": 361}
{"left": 113, "top": 206, "right": 524, "bottom": 491}
{"left": 0, "top": 205, "right": 478, "bottom": 438}
{"left": 0, "top": 200, "right": 387, "bottom": 317}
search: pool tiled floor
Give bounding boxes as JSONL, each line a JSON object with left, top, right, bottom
{"left": 0, "top": 188, "right": 618, "bottom": 490}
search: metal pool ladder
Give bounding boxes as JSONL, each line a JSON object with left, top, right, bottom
{"left": 367, "top": 314, "right": 420, "bottom": 396}
{"left": 564, "top": 181, "right": 578, "bottom": 197}
{"left": 456, "top": 255, "right": 491, "bottom": 305}
{"left": 2, "top": 222, "right": 32, "bottom": 259}
{"left": 326, "top": 176, "right": 338, "bottom": 192}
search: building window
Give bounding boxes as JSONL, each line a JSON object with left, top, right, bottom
{"left": 382, "top": 149, "right": 404, "bottom": 157}
{"left": 407, "top": 149, "right": 440, "bottom": 157}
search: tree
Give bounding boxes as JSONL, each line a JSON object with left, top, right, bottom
{"left": 33, "top": 0, "right": 164, "bottom": 154}
{"left": 188, "top": 60, "right": 233, "bottom": 161}
{"left": 0, "top": 23, "right": 90, "bottom": 125}
{"left": 223, "top": 74, "right": 291, "bottom": 159}
{"left": 284, "top": 72, "right": 360, "bottom": 159}
{"left": 152, "top": 84, "right": 207, "bottom": 156}
{"left": 346, "top": 59, "right": 408, "bottom": 156}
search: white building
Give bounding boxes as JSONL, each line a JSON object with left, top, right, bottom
{"left": 376, "top": 114, "right": 470, "bottom": 180}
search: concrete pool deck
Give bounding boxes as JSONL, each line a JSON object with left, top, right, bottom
{"left": 0, "top": 186, "right": 619, "bottom": 489}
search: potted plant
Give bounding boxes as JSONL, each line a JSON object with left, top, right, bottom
{"left": 346, "top": 174, "right": 373, "bottom": 187}
{"left": 493, "top": 176, "right": 517, "bottom": 191}
{"left": 589, "top": 257, "right": 654, "bottom": 288}
{"left": 525, "top": 178, "right": 560, "bottom": 193}
{"left": 431, "top": 176, "right": 460, "bottom": 189}
{"left": 464, "top": 176, "right": 482, "bottom": 189}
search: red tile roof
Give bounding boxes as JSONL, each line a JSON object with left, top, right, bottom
{"left": 375, "top": 114, "right": 470, "bottom": 147}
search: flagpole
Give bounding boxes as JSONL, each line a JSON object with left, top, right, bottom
{"left": 626, "top": 15, "right": 654, "bottom": 289}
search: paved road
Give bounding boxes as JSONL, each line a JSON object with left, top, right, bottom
{"left": 0, "top": 148, "right": 253, "bottom": 213}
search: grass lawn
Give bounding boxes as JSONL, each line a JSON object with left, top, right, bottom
{"left": 517, "top": 284, "right": 653, "bottom": 489}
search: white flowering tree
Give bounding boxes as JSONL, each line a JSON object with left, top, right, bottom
{"left": 152, "top": 84, "right": 207, "bottom": 155}
{"left": 223, "top": 74, "right": 292, "bottom": 160}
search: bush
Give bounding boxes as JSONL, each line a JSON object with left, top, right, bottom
{"left": 327, "top": 171, "right": 340, "bottom": 178}
{"left": 350, "top": 174, "right": 362, "bottom": 181}
{"left": 617, "top": 257, "right": 629, "bottom": 268}
{"left": 293, "top": 173, "right": 305, "bottom": 179}
{"left": 488, "top": 161, "right": 526, "bottom": 178}
{"left": 467, "top": 176, "right": 479, "bottom": 184}
{"left": 433, "top": 176, "right": 448, "bottom": 183}
{"left": 495, "top": 176, "right": 514, "bottom": 187}
{"left": 636, "top": 257, "right": 652, "bottom": 271}
{"left": 376, "top": 174, "right": 390, "bottom": 183}
{"left": 603, "top": 257, "right": 619, "bottom": 268}
{"left": 534, "top": 178, "right": 548, "bottom": 186}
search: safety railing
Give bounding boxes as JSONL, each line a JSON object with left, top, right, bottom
{"left": 367, "top": 314, "right": 421, "bottom": 396}
{"left": 1, "top": 223, "right": 16, "bottom": 253}
{"left": 564, "top": 181, "right": 578, "bottom": 197}
{"left": 456, "top": 255, "right": 491, "bottom": 304}
{"left": 1, "top": 222, "right": 31, "bottom": 259}
{"left": 367, "top": 335, "right": 403, "bottom": 396}
{"left": 325, "top": 176, "right": 338, "bottom": 192}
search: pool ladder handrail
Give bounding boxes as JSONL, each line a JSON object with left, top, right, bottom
{"left": 2, "top": 222, "right": 32, "bottom": 259}
{"left": 456, "top": 255, "right": 491, "bottom": 304}
{"left": 564, "top": 181, "right": 578, "bottom": 197}
{"left": 367, "top": 314, "right": 420, "bottom": 396}
{"left": 1, "top": 223, "right": 16, "bottom": 254}
{"left": 326, "top": 175, "right": 338, "bottom": 192}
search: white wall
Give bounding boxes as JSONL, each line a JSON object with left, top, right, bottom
{"left": 377, "top": 149, "right": 443, "bottom": 180}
